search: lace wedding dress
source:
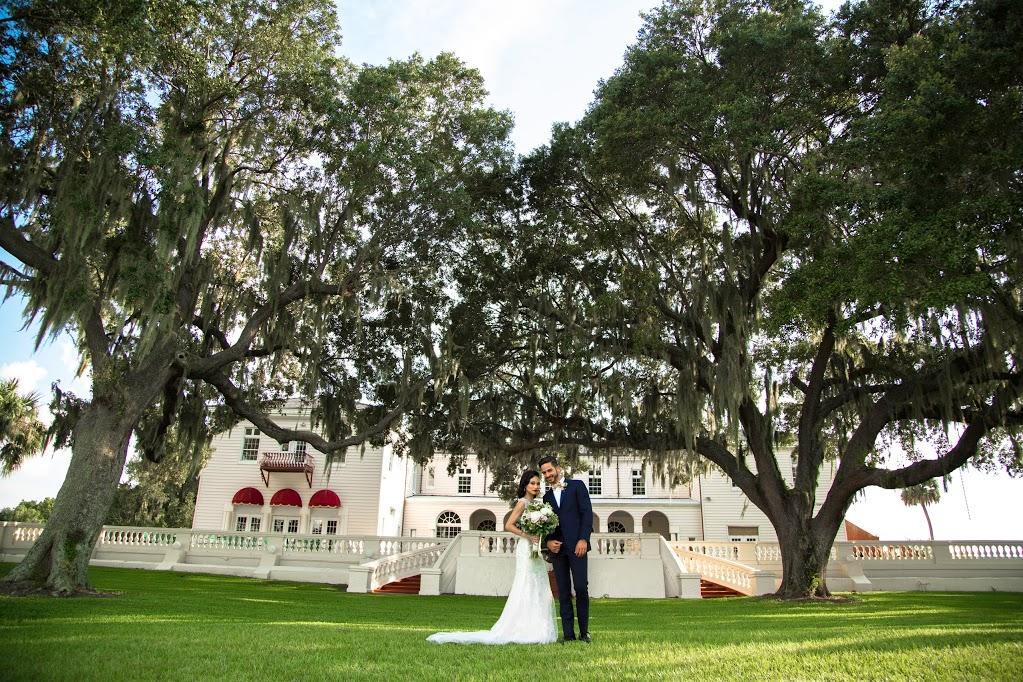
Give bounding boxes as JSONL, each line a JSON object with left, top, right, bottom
{"left": 427, "top": 511, "right": 556, "bottom": 645}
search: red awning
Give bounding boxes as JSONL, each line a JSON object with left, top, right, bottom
{"left": 309, "top": 489, "right": 341, "bottom": 508}
{"left": 231, "top": 487, "right": 264, "bottom": 506}
{"left": 270, "top": 488, "right": 303, "bottom": 507}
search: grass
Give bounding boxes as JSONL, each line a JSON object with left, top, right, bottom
{"left": 1, "top": 564, "right": 1022, "bottom": 681}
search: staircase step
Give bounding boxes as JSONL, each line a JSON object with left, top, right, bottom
{"left": 374, "top": 575, "right": 422, "bottom": 594}
{"left": 700, "top": 579, "right": 743, "bottom": 598}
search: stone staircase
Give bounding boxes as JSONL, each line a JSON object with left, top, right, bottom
{"left": 700, "top": 578, "right": 743, "bottom": 598}
{"left": 374, "top": 574, "right": 422, "bottom": 594}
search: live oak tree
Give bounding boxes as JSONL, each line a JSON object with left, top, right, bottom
{"left": 0, "top": 0, "right": 511, "bottom": 594}
{"left": 435, "top": 0, "right": 1022, "bottom": 598}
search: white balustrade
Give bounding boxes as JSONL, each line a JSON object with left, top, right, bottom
{"left": 100, "top": 528, "right": 177, "bottom": 547}
{"left": 477, "top": 533, "right": 518, "bottom": 555}
{"left": 190, "top": 532, "right": 268, "bottom": 551}
{"left": 848, "top": 543, "right": 933, "bottom": 561}
{"left": 670, "top": 544, "right": 778, "bottom": 596}
{"left": 948, "top": 543, "right": 1023, "bottom": 560}
{"left": 2, "top": 522, "right": 1021, "bottom": 596}
{"left": 356, "top": 544, "right": 448, "bottom": 591}
{"left": 593, "top": 535, "right": 642, "bottom": 557}
{"left": 12, "top": 525, "right": 44, "bottom": 544}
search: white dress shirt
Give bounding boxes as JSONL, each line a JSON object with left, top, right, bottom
{"left": 553, "top": 478, "right": 564, "bottom": 507}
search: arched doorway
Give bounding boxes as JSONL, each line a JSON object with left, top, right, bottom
{"left": 642, "top": 511, "right": 670, "bottom": 539}
{"left": 471, "top": 509, "right": 497, "bottom": 531}
{"left": 592, "top": 512, "right": 600, "bottom": 533}
{"left": 607, "top": 510, "right": 634, "bottom": 533}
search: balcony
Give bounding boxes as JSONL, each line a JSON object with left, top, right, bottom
{"left": 259, "top": 451, "right": 314, "bottom": 488}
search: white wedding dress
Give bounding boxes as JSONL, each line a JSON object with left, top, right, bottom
{"left": 427, "top": 513, "right": 557, "bottom": 645}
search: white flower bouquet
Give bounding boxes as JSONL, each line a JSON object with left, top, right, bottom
{"left": 518, "top": 499, "right": 559, "bottom": 559}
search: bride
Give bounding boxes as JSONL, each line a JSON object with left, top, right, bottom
{"left": 426, "top": 469, "right": 557, "bottom": 645}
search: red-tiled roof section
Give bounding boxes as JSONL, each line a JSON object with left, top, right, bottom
{"left": 845, "top": 520, "right": 879, "bottom": 541}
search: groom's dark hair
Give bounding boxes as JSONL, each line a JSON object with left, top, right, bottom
{"left": 538, "top": 455, "right": 559, "bottom": 469}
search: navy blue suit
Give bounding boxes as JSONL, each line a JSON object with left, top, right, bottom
{"left": 543, "top": 478, "right": 592, "bottom": 639}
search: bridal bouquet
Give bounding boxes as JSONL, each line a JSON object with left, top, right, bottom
{"left": 518, "top": 500, "right": 559, "bottom": 559}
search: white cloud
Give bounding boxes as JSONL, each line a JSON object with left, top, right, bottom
{"left": 57, "top": 339, "right": 91, "bottom": 397}
{"left": 0, "top": 449, "right": 72, "bottom": 508}
{"left": 0, "top": 359, "right": 47, "bottom": 394}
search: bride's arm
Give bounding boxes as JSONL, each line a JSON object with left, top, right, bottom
{"left": 504, "top": 500, "right": 537, "bottom": 541}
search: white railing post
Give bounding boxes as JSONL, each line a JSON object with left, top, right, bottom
{"left": 640, "top": 534, "right": 662, "bottom": 557}
{"left": 156, "top": 531, "right": 190, "bottom": 571}
{"left": 253, "top": 540, "right": 280, "bottom": 579}
{"left": 735, "top": 542, "right": 758, "bottom": 564}
{"left": 365, "top": 538, "right": 382, "bottom": 559}
{"left": 419, "top": 568, "right": 442, "bottom": 596}
{"left": 677, "top": 572, "right": 702, "bottom": 598}
{"left": 932, "top": 541, "right": 953, "bottom": 564}
{"left": 347, "top": 565, "right": 372, "bottom": 592}
{"left": 460, "top": 531, "right": 481, "bottom": 557}
{"left": 751, "top": 570, "right": 776, "bottom": 596}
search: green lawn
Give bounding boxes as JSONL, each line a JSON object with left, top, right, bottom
{"left": 1, "top": 565, "right": 1021, "bottom": 681}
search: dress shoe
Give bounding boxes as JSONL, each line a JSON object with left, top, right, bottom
{"left": 579, "top": 633, "right": 591, "bottom": 643}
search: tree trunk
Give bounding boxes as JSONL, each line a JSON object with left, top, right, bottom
{"left": 921, "top": 503, "right": 934, "bottom": 542}
{"left": 774, "top": 511, "right": 842, "bottom": 599}
{"left": 2, "top": 398, "right": 137, "bottom": 595}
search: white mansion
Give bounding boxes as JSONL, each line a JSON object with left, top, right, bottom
{"left": 192, "top": 402, "right": 849, "bottom": 544}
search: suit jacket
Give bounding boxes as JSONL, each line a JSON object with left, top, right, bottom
{"left": 543, "top": 478, "right": 593, "bottom": 551}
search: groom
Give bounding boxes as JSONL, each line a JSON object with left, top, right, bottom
{"left": 539, "top": 455, "right": 592, "bottom": 643}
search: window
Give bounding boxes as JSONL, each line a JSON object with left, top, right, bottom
{"left": 428, "top": 467, "right": 435, "bottom": 487}
{"left": 249, "top": 517, "right": 261, "bottom": 532}
{"left": 311, "top": 520, "right": 323, "bottom": 535}
{"left": 588, "top": 468, "right": 602, "bottom": 495}
{"left": 436, "top": 511, "right": 462, "bottom": 538}
{"left": 476, "top": 519, "right": 496, "bottom": 531}
{"left": 457, "top": 467, "right": 471, "bottom": 494}
{"left": 326, "top": 520, "right": 337, "bottom": 535}
{"left": 631, "top": 469, "right": 645, "bottom": 496}
{"left": 235, "top": 516, "right": 248, "bottom": 532}
{"left": 608, "top": 521, "right": 626, "bottom": 533}
{"left": 295, "top": 441, "right": 307, "bottom": 458}
{"left": 728, "top": 525, "right": 759, "bottom": 542}
{"left": 287, "top": 519, "right": 299, "bottom": 534}
{"left": 273, "top": 519, "right": 285, "bottom": 533}
{"left": 242, "top": 428, "right": 259, "bottom": 461}
{"left": 280, "top": 441, "right": 289, "bottom": 452}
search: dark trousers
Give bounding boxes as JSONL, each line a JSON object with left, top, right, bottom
{"left": 551, "top": 551, "right": 589, "bottom": 638}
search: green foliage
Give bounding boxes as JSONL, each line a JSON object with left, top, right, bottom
{"left": 416, "top": 0, "right": 1022, "bottom": 595}
{"left": 0, "top": 497, "right": 54, "bottom": 522}
{"left": 106, "top": 430, "right": 210, "bottom": 528}
{"left": 0, "top": 0, "right": 513, "bottom": 469}
{"left": 0, "top": 379, "right": 47, "bottom": 474}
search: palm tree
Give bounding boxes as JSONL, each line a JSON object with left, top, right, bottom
{"left": 900, "top": 480, "right": 941, "bottom": 541}
{"left": 0, "top": 379, "right": 47, "bottom": 475}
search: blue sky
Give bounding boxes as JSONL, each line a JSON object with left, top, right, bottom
{"left": 1, "top": 0, "right": 1019, "bottom": 540}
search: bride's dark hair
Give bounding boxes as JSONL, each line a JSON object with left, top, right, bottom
{"left": 515, "top": 469, "right": 541, "bottom": 499}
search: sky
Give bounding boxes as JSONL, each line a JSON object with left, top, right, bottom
{"left": 2, "top": 0, "right": 1020, "bottom": 541}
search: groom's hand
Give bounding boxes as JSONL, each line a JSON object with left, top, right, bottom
{"left": 547, "top": 539, "right": 562, "bottom": 554}
{"left": 574, "top": 540, "right": 588, "bottom": 557}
